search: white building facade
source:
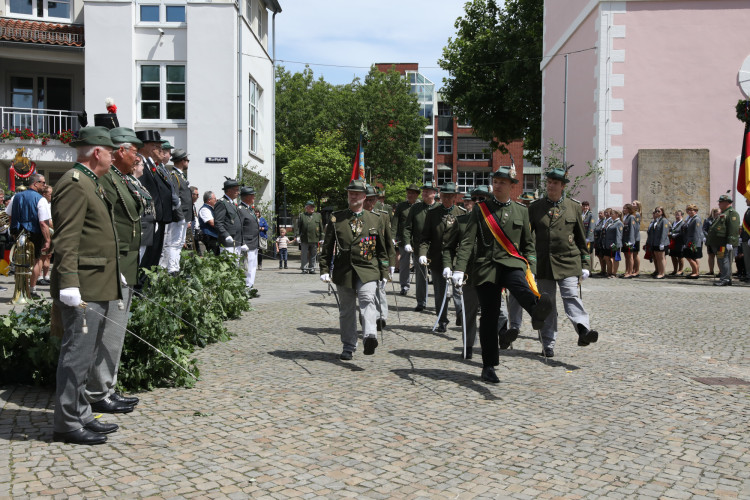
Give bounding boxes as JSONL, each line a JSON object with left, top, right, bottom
{"left": 0, "top": 0, "right": 280, "bottom": 203}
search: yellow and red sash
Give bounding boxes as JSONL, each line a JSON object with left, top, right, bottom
{"left": 478, "top": 201, "right": 540, "bottom": 298}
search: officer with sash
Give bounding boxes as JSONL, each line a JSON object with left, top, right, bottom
{"left": 391, "top": 183, "right": 420, "bottom": 295}
{"left": 364, "top": 185, "right": 396, "bottom": 330}
{"left": 708, "top": 193, "right": 740, "bottom": 286}
{"left": 528, "top": 167, "right": 599, "bottom": 358}
{"left": 418, "top": 182, "right": 466, "bottom": 332}
{"left": 213, "top": 178, "right": 244, "bottom": 256}
{"left": 403, "top": 180, "right": 439, "bottom": 311}
{"left": 452, "top": 166, "right": 553, "bottom": 384}
{"left": 320, "top": 180, "right": 390, "bottom": 360}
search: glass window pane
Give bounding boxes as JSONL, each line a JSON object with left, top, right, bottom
{"left": 140, "top": 5, "right": 159, "bottom": 22}
{"left": 141, "top": 65, "right": 160, "bottom": 82}
{"left": 166, "top": 65, "right": 185, "bottom": 82}
{"left": 141, "top": 84, "right": 160, "bottom": 101}
{"left": 166, "top": 102, "right": 185, "bottom": 119}
{"left": 141, "top": 102, "right": 160, "bottom": 119}
{"left": 9, "top": 0, "right": 33, "bottom": 14}
{"left": 166, "top": 5, "right": 185, "bottom": 22}
{"left": 166, "top": 83, "right": 185, "bottom": 101}
{"left": 48, "top": 0, "right": 70, "bottom": 18}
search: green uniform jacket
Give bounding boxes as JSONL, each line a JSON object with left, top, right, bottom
{"left": 391, "top": 200, "right": 414, "bottom": 244}
{"left": 320, "top": 209, "right": 389, "bottom": 288}
{"left": 297, "top": 212, "right": 324, "bottom": 243}
{"left": 50, "top": 164, "right": 121, "bottom": 302}
{"left": 373, "top": 207, "right": 397, "bottom": 266}
{"left": 100, "top": 166, "right": 142, "bottom": 286}
{"left": 707, "top": 206, "right": 740, "bottom": 248}
{"left": 214, "top": 195, "right": 242, "bottom": 245}
{"left": 419, "top": 204, "right": 466, "bottom": 270}
{"left": 455, "top": 199, "right": 536, "bottom": 285}
{"left": 403, "top": 200, "right": 438, "bottom": 248}
{"left": 528, "top": 197, "right": 590, "bottom": 280}
{"left": 442, "top": 213, "right": 478, "bottom": 286}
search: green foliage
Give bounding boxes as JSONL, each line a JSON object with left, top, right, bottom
{"left": 0, "top": 300, "right": 59, "bottom": 385}
{"left": 538, "top": 141, "right": 603, "bottom": 200}
{"left": 380, "top": 178, "right": 422, "bottom": 207}
{"left": 440, "top": 0, "right": 543, "bottom": 164}
{"left": 736, "top": 99, "right": 750, "bottom": 124}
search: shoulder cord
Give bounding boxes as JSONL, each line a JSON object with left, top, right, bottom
{"left": 112, "top": 174, "right": 141, "bottom": 225}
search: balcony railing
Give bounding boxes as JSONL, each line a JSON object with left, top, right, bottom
{"left": 1, "top": 107, "right": 80, "bottom": 135}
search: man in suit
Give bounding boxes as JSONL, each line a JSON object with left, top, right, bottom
{"left": 403, "top": 181, "right": 439, "bottom": 311}
{"left": 391, "top": 183, "right": 420, "bottom": 295}
{"left": 51, "top": 127, "right": 122, "bottom": 445}
{"left": 452, "top": 167, "right": 553, "bottom": 384}
{"left": 213, "top": 178, "right": 244, "bottom": 256}
{"left": 297, "top": 201, "right": 324, "bottom": 274}
{"left": 364, "top": 185, "right": 396, "bottom": 331}
{"left": 320, "top": 180, "right": 390, "bottom": 360}
{"left": 160, "top": 148, "right": 192, "bottom": 274}
{"left": 708, "top": 193, "right": 741, "bottom": 286}
{"left": 85, "top": 127, "right": 143, "bottom": 415}
{"left": 418, "top": 182, "right": 466, "bottom": 332}
{"left": 528, "top": 167, "right": 599, "bottom": 358}
{"left": 238, "top": 186, "right": 260, "bottom": 291}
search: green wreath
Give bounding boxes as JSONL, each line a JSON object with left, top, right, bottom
{"left": 736, "top": 99, "right": 750, "bottom": 124}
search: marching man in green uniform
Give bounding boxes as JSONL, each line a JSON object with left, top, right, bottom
{"left": 364, "top": 185, "right": 396, "bottom": 330}
{"left": 452, "top": 167, "right": 553, "bottom": 384}
{"left": 708, "top": 193, "right": 740, "bottom": 286}
{"left": 297, "top": 201, "right": 324, "bottom": 274}
{"left": 213, "top": 178, "right": 244, "bottom": 256}
{"left": 51, "top": 127, "right": 122, "bottom": 445}
{"left": 320, "top": 180, "right": 390, "bottom": 360}
{"left": 403, "top": 180, "right": 439, "bottom": 311}
{"left": 419, "top": 182, "right": 466, "bottom": 332}
{"left": 528, "top": 167, "right": 599, "bottom": 358}
{"left": 391, "top": 183, "right": 420, "bottom": 295}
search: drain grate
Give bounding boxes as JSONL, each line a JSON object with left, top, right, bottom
{"left": 692, "top": 377, "right": 750, "bottom": 386}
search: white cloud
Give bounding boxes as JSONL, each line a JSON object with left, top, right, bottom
{"left": 274, "top": 0, "right": 467, "bottom": 88}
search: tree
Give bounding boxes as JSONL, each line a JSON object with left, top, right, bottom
{"left": 439, "top": 0, "right": 543, "bottom": 164}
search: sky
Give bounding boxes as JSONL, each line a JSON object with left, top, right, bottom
{"left": 273, "top": 0, "right": 469, "bottom": 89}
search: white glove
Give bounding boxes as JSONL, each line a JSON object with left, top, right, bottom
{"left": 389, "top": 267, "right": 395, "bottom": 280}
{"left": 296, "top": 237, "right": 301, "bottom": 243}
{"left": 59, "top": 287, "right": 81, "bottom": 307}
{"left": 452, "top": 271, "right": 465, "bottom": 287}
{"left": 581, "top": 269, "right": 590, "bottom": 281}
{"left": 659, "top": 245, "right": 664, "bottom": 251}
{"left": 404, "top": 244, "right": 413, "bottom": 253}
{"left": 418, "top": 256, "right": 427, "bottom": 265}
{"left": 380, "top": 278, "right": 388, "bottom": 287}
{"left": 225, "top": 236, "right": 234, "bottom": 245}
{"left": 726, "top": 244, "right": 733, "bottom": 252}
{"left": 320, "top": 273, "right": 330, "bottom": 283}
{"left": 318, "top": 240, "right": 324, "bottom": 245}
{"left": 442, "top": 267, "right": 452, "bottom": 279}
{"left": 240, "top": 244, "right": 249, "bottom": 252}
{"left": 120, "top": 273, "right": 127, "bottom": 286}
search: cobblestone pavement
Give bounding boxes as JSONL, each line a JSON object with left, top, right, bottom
{"left": 1, "top": 263, "right": 749, "bottom": 499}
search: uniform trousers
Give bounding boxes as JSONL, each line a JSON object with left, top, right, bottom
{"left": 507, "top": 292, "right": 523, "bottom": 330}
{"left": 461, "top": 284, "right": 479, "bottom": 355}
{"left": 413, "top": 250, "right": 428, "bottom": 307}
{"left": 54, "top": 299, "right": 111, "bottom": 433}
{"left": 398, "top": 246, "right": 411, "bottom": 292}
{"left": 159, "top": 219, "right": 187, "bottom": 273}
{"left": 537, "top": 277, "right": 589, "bottom": 349}
{"left": 140, "top": 221, "right": 165, "bottom": 270}
{"left": 337, "top": 277, "right": 377, "bottom": 354}
{"left": 242, "top": 248, "right": 258, "bottom": 288}
{"left": 85, "top": 287, "right": 131, "bottom": 403}
{"left": 718, "top": 248, "right": 733, "bottom": 282}
{"left": 431, "top": 267, "right": 460, "bottom": 325}
{"left": 476, "top": 266, "right": 539, "bottom": 367}
{"left": 300, "top": 242, "right": 318, "bottom": 272}
{"left": 375, "top": 279, "right": 388, "bottom": 321}
{"left": 743, "top": 241, "right": 750, "bottom": 279}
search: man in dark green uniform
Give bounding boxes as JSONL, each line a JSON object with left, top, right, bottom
{"left": 419, "top": 182, "right": 466, "bottom": 332}
{"left": 452, "top": 167, "right": 553, "bottom": 384}
{"left": 392, "top": 183, "right": 420, "bottom": 295}
{"left": 528, "top": 167, "right": 599, "bottom": 358}
{"left": 214, "top": 178, "right": 244, "bottom": 257}
{"left": 297, "top": 201, "right": 324, "bottom": 274}
{"left": 51, "top": 127, "right": 122, "bottom": 445}
{"left": 403, "top": 181, "right": 439, "bottom": 311}
{"left": 84, "top": 127, "right": 143, "bottom": 416}
{"left": 365, "top": 185, "right": 396, "bottom": 330}
{"left": 320, "top": 180, "right": 390, "bottom": 360}
{"left": 708, "top": 193, "right": 741, "bottom": 286}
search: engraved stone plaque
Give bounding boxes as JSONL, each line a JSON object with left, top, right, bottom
{"left": 637, "top": 149, "right": 710, "bottom": 230}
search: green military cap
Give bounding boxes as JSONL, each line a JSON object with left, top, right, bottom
{"left": 493, "top": 166, "right": 519, "bottom": 184}
{"left": 346, "top": 179, "right": 367, "bottom": 192}
{"left": 546, "top": 166, "right": 570, "bottom": 184}
{"left": 109, "top": 127, "right": 143, "bottom": 148}
{"left": 161, "top": 140, "right": 174, "bottom": 150}
{"left": 519, "top": 191, "right": 536, "bottom": 202}
{"left": 463, "top": 192, "right": 472, "bottom": 201}
{"left": 171, "top": 148, "right": 189, "bottom": 162}
{"left": 240, "top": 186, "right": 256, "bottom": 196}
{"left": 421, "top": 180, "right": 438, "bottom": 191}
{"left": 69, "top": 126, "right": 117, "bottom": 149}
{"left": 406, "top": 183, "right": 421, "bottom": 193}
{"left": 718, "top": 193, "right": 732, "bottom": 203}
{"left": 439, "top": 182, "right": 459, "bottom": 194}
{"left": 305, "top": 200, "right": 315, "bottom": 206}
{"left": 223, "top": 177, "right": 239, "bottom": 190}
{"left": 365, "top": 184, "right": 378, "bottom": 197}
{"left": 471, "top": 185, "right": 490, "bottom": 196}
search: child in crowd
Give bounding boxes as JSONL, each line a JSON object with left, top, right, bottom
{"left": 275, "top": 228, "right": 291, "bottom": 269}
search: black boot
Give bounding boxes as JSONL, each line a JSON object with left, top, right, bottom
{"left": 481, "top": 366, "right": 500, "bottom": 383}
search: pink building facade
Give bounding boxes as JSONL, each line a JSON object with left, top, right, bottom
{"left": 542, "top": 0, "right": 750, "bottom": 211}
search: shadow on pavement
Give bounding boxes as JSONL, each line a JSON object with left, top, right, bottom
{"left": 388, "top": 348, "right": 480, "bottom": 367}
{"left": 499, "top": 349, "right": 581, "bottom": 370}
{"left": 393, "top": 324, "right": 455, "bottom": 341}
{"left": 267, "top": 350, "right": 365, "bottom": 372}
{"left": 391, "top": 368, "right": 501, "bottom": 401}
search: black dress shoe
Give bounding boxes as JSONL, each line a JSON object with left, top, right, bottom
{"left": 539, "top": 347, "right": 554, "bottom": 358}
{"left": 339, "top": 351, "right": 353, "bottom": 361}
{"left": 714, "top": 280, "right": 732, "bottom": 286}
{"left": 414, "top": 305, "right": 425, "bottom": 312}
{"left": 481, "top": 366, "right": 500, "bottom": 384}
{"left": 84, "top": 419, "right": 119, "bottom": 434}
{"left": 399, "top": 290, "right": 407, "bottom": 296}
{"left": 363, "top": 336, "right": 378, "bottom": 355}
{"left": 110, "top": 393, "right": 139, "bottom": 406}
{"left": 499, "top": 328, "right": 519, "bottom": 349}
{"left": 53, "top": 428, "right": 107, "bottom": 445}
{"left": 531, "top": 294, "right": 553, "bottom": 330}
{"left": 463, "top": 349, "right": 473, "bottom": 360}
{"left": 90, "top": 397, "right": 134, "bottom": 414}
{"left": 435, "top": 322, "right": 447, "bottom": 333}
{"left": 456, "top": 316, "right": 463, "bottom": 327}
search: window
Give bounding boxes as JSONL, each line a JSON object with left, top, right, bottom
{"left": 437, "top": 138, "right": 452, "bottom": 154}
{"left": 417, "top": 137, "right": 432, "bottom": 160}
{"left": 257, "top": 1, "right": 263, "bottom": 38}
{"left": 140, "top": 5, "right": 159, "bottom": 21}
{"left": 139, "top": 63, "right": 186, "bottom": 121}
{"left": 9, "top": 0, "right": 70, "bottom": 19}
{"left": 437, "top": 170, "right": 452, "bottom": 187}
{"left": 438, "top": 102, "right": 452, "bottom": 117}
{"left": 137, "top": 1, "right": 186, "bottom": 23}
{"left": 457, "top": 171, "right": 490, "bottom": 193}
{"left": 166, "top": 5, "right": 185, "bottom": 22}
{"left": 457, "top": 137, "right": 491, "bottom": 161}
{"left": 249, "top": 78, "right": 261, "bottom": 155}
{"left": 523, "top": 174, "right": 540, "bottom": 192}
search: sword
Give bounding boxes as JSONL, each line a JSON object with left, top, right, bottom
{"left": 327, "top": 281, "right": 340, "bottom": 308}
{"left": 457, "top": 283, "right": 468, "bottom": 358}
{"left": 432, "top": 277, "right": 450, "bottom": 332}
{"left": 578, "top": 276, "right": 583, "bottom": 299}
{"left": 390, "top": 277, "right": 402, "bottom": 324}
{"left": 129, "top": 286, "right": 209, "bottom": 344}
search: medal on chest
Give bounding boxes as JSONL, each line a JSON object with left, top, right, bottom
{"left": 350, "top": 217, "right": 363, "bottom": 236}
{"left": 359, "top": 236, "right": 375, "bottom": 260}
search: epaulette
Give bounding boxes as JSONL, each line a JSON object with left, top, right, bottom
{"left": 370, "top": 210, "right": 381, "bottom": 217}
{"left": 569, "top": 198, "right": 581, "bottom": 205}
{"left": 72, "top": 171, "right": 80, "bottom": 182}
{"left": 457, "top": 205, "right": 468, "bottom": 212}
{"left": 514, "top": 201, "right": 527, "bottom": 207}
